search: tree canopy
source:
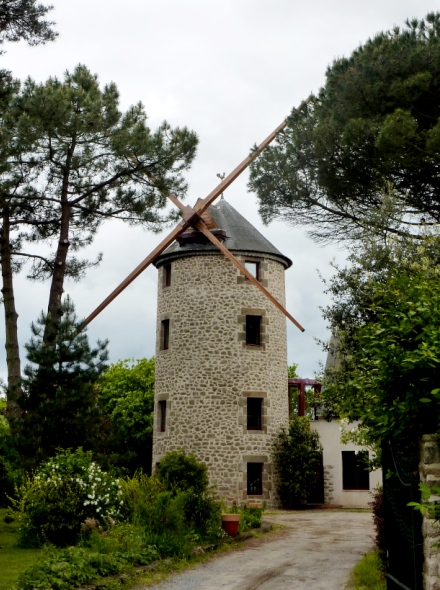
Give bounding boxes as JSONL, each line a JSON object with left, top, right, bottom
{"left": 0, "top": 0, "right": 57, "bottom": 51}
{"left": 321, "top": 233, "right": 440, "bottom": 448}
{"left": 97, "top": 358, "right": 155, "bottom": 475}
{"left": 249, "top": 13, "right": 440, "bottom": 242}
{"left": 0, "top": 64, "right": 197, "bottom": 411}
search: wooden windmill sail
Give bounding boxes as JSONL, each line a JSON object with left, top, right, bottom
{"left": 82, "top": 119, "right": 305, "bottom": 333}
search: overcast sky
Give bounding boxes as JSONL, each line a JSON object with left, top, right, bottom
{"left": 1, "top": 0, "right": 437, "bottom": 379}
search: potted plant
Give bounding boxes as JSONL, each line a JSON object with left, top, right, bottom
{"left": 221, "top": 500, "right": 241, "bottom": 537}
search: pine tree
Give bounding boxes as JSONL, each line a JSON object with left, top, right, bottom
{"left": 17, "top": 296, "right": 108, "bottom": 468}
{"left": 249, "top": 13, "right": 440, "bottom": 243}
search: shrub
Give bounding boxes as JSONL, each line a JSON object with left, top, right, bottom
{"left": 17, "top": 525, "right": 160, "bottom": 590}
{"left": 158, "top": 449, "right": 209, "bottom": 495}
{"left": 239, "top": 504, "right": 264, "bottom": 532}
{"left": 14, "top": 448, "right": 123, "bottom": 546}
{"left": 119, "top": 472, "right": 164, "bottom": 524}
{"left": 369, "top": 486, "right": 385, "bottom": 565}
{"left": 0, "top": 397, "right": 23, "bottom": 506}
{"left": 274, "top": 416, "right": 323, "bottom": 508}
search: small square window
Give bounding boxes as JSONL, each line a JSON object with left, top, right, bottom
{"left": 161, "top": 319, "right": 170, "bottom": 350}
{"left": 247, "top": 398, "right": 262, "bottom": 430}
{"left": 342, "top": 451, "right": 369, "bottom": 490}
{"left": 246, "top": 315, "right": 261, "bottom": 346}
{"left": 158, "top": 400, "right": 167, "bottom": 432}
{"left": 247, "top": 462, "right": 263, "bottom": 495}
{"left": 163, "top": 264, "right": 171, "bottom": 288}
{"left": 245, "top": 261, "right": 260, "bottom": 281}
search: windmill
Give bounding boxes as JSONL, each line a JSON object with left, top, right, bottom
{"left": 82, "top": 119, "right": 304, "bottom": 334}
{"left": 83, "top": 117, "right": 305, "bottom": 506}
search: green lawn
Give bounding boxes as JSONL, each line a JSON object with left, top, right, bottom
{"left": 0, "top": 509, "right": 43, "bottom": 590}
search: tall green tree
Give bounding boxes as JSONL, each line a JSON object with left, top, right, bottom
{"left": 0, "top": 65, "right": 197, "bottom": 416}
{"left": 274, "top": 416, "right": 322, "bottom": 508}
{"left": 321, "top": 234, "right": 440, "bottom": 448}
{"left": 249, "top": 13, "right": 440, "bottom": 242}
{"left": 17, "top": 296, "right": 108, "bottom": 468}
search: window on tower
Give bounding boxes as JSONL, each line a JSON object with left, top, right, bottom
{"left": 158, "top": 400, "right": 167, "bottom": 432}
{"left": 163, "top": 264, "right": 172, "bottom": 288}
{"left": 246, "top": 315, "right": 261, "bottom": 346}
{"left": 247, "top": 462, "right": 263, "bottom": 495}
{"left": 161, "top": 319, "right": 170, "bottom": 350}
{"left": 247, "top": 398, "right": 262, "bottom": 430}
{"left": 245, "top": 261, "right": 260, "bottom": 281}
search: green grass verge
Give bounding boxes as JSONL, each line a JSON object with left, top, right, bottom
{"left": 0, "top": 508, "right": 44, "bottom": 590}
{"left": 346, "top": 551, "right": 386, "bottom": 590}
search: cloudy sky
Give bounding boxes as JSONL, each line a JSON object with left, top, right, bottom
{"left": 1, "top": 0, "right": 437, "bottom": 379}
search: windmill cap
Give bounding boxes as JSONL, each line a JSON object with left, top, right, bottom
{"left": 154, "top": 198, "right": 292, "bottom": 269}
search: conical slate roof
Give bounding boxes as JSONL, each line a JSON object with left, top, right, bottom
{"left": 154, "top": 198, "right": 292, "bottom": 269}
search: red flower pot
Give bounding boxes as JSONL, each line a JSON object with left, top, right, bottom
{"left": 221, "top": 514, "right": 241, "bottom": 537}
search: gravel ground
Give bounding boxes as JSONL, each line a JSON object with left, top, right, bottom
{"left": 138, "top": 510, "right": 374, "bottom": 590}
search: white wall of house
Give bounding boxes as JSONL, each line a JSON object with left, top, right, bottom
{"left": 311, "top": 420, "right": 382, "bottom": 508}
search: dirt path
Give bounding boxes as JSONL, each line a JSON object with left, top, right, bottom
{"left": 142, "top": 510, "right": 374, "bottom": 589}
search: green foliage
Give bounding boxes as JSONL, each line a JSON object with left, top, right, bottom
{"left": 349, "top": 551, "right": 386, "bottom": 590}
{"left": 98, "top": 358, "right": 155, "bottom": 475}
{"left": 158, "top": 449, "right": 209, "bottom": 495}
{"left": 274, "top": 417, "right": 323, "bottom": 508}
{"left": 322, "top": 235, "right": 440, "bottom": 446}
{"left": 16, "top": 532, "right": 159, "bottom": 590}
{"left": 249, "top": 13, "right": 440, "bottom": 242}
{"left": 16, "top": 297, "right": 108, "bottom": 469}
{"left": 369, "top": 486, "right": 385, "bottom": 564}
{"left": 13, "top": 448, "right": 123, "bottom": 547}
{"left": 408, "top": 483, "right": 440, "bottom": 520}
{"left": 238, "top": 504, "right": 263, "bottom": 533}
{"left": 287, "top": 363, "right": 299, "bottom": 378}
{"left": 0, "top": 0, "right": 57, "bottom": 51}
{"left": 0, "top": 397, "right": 23, "bottom": 506}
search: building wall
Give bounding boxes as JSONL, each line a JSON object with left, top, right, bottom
{"left": 153, "top": 252, "right": 289, "bottom": 507}
{"left": 311, "top": 420, "right": 382, "bottom": 508}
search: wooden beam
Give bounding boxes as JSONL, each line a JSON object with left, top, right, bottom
{"left": 81, "top": 118, "right": 290, "bottom": 329}
{"left": 81, "top": 219, "right": 188, "bottom": 328}
{"left": 194, "top": 219, "right": 305, "bottom": 332}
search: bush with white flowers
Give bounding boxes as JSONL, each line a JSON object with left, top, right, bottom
{"left": 14, "top": 448, "right": 123, "bottom": 547}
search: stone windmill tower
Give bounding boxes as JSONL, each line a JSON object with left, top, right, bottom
{"left": 81, "top": 120, "right": 304, "bottom": 507}
{"left": 152, "top": 198, "right": 292, "bottom": 506}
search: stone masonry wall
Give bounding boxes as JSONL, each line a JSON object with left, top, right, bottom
{"left": 152, "top": 252, "right": 290, "bottom": 507}
{"left": 419, "top": 434, "right": 440, "bottom": 590}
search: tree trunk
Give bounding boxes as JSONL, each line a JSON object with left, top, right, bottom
{"left": 44, "top": 199, "right": 70, "bottom": 345}
{"left": 44, "top": 145, "right": 73, "bottom": 346}
{"left": 0, "top": 202, "right": 22, "bottom": 432}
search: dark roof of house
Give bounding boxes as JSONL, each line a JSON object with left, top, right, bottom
{"left": 153, "top": 198, "right": 292, "bottom": 269}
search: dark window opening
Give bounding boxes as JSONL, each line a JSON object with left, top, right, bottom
{"left": 158, "top": 400, "right": 167, "bottom": 432}
{"left": 246, "top": 315, "right": 261, "bottom": 346}
{"left": 247, "top": 462, "right": 263, "bottom": 495}
{"left": 247, "top": 398, "right": 262, "bottom": 430}
{"left": 342, "top": 451, "right": 370, "bottom": 490}
{"left": 161, "top": 319, "right": 170, "bottom": 350}
{"left": 163, "top": 264, "right": 171, "bottom": 287}
{"left": 245, "top": 261, "right": 260, "bottom": 281}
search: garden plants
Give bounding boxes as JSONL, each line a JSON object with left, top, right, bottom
{"left": 13, "top": 448, "right": 123, "bottom": 546}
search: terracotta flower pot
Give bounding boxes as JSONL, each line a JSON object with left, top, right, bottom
{"left": 221, "top": 513, "right": 241, "bottom": 537}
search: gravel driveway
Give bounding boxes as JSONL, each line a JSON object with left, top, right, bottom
{"left": 140, "top": 510, "right": 374, "bottom": 590}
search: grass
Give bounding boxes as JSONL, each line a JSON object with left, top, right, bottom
{"left": 346, "top": 551, "right": 386, "bottom": 590}
{"left": 0, "top": 508, "right": 44, "bottom": 590}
